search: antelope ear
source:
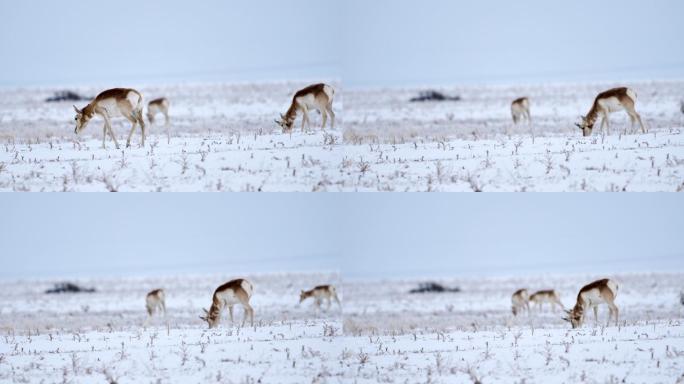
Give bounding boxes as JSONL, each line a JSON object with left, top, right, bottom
{"left": 564, "top": 309, "right": 571, "bottom": 314}
{"left": 199, "top": 315, "right": 207, "bottom": 321}
{"left": 203, "top": 308, "right": 209, "bottom": 314}
{"left": 73, "top": 105, "right": 81, "bottom": 114}
{"left": 561, "top": 317, "right": 569, "bottom": 322}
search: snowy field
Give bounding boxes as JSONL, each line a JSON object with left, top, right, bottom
{"left": 0, "top": 272, "right": 344, "bottom": 383}
{"left": 0, "top": 82, "right": 344, "bottom": 191}
{"left": 2, "top": 272, "right": 683, "bottom": 382}
{"left": 343, "top": 272, "right": 684, "bottom": 383}
{"left": 343, "top": 80, "right": 684, "bottom": 191}
{"left": 2, "top": 80, "right": 683, "bottom": 191}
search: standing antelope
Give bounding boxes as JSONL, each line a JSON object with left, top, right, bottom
{"left": 511, "top": 288, "right": 530, "bottom": 316}
{"left": 73, "top": 88, "right": 146, "bottom": 149}
{"left": 199, "top": 279, "right": 254, "bottom": 328}
{"left": 511, "top": 97, "right": 531, "bottom": 125}
{"left": 576, "top": 87, "right": 645, "bottom": 137}
{"left": 144, "top": 289, "right": 166, "bottom": 325}
{"left": 275, "top": 83, "right": 335, "bottom": 133}
{"left": 299, "top": 285, "right": 341, "bottom": 312}
{"left": 529, "top": 290, "right": 564, "bottom": 312}
{"left": 563, "top": 278, "right": 619, "bottom": 328}
{"left": 147, "top": 98, "right": 171, "bottom": 144}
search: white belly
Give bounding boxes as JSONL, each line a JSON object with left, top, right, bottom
{"left": 216, "top": 289, "right": 241, "bottom": 306}
{"left": 598, "top": 97, "right": 625, "bottom": 113}
{"left": 580, "top": 289, "right": 606, "bottom": 306}
{"left": 296, "top": 93, "right": 322, "bottom": 110}
{"left": 98, "top": 98, "right": 124, "bottom": 117}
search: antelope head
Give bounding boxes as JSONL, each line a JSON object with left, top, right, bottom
{"left": 575, "top": 116, "right": 593, "bottom": 137}
{"left": 561, "top": 308, "right": 583, "bottom": 329}
{"left": 73, "top": 105, "right": 92, "bottom": 135}
{"left": 299, "top": 290, "right": 308, "bottom": 304}
{"left": 199, "top": 308, "right": 219, "bottom": 329}
{"left": 275, "top": 114, "right": 294, "bottom": 133}
{"left": 147, "top": 110, "right": 155, "bottom": 124}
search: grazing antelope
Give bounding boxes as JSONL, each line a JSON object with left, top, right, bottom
{"left": 576, "top": 87, "right": 645, "bottom": 137}
{"left": 275, "top": 83, "right": 335, "bottom": 133}
{"left": 529, "top": 290, "right": 564, "bottom": 312}
{"left": 199, "top": 279, "right": 254, "bottom": 328}
{"left": 511, "top": 288, "right": 530, "bottom": 316}
{"left": 147, "top": 98, "right": 171, "bottom": 144}
{"left": 563, "top": 278, "right": 619, "bottom": 328}
{"left": 299, "top": 285, "right": 341, "bottom": 312}
{"left": 144, "top": 289, "right": 166, "bottom": 325}
{"left": 511, "top": 97, "right": 531, "bottom": 125}
{"left": 73, "top": 88, "right": 146, "bottom": 149}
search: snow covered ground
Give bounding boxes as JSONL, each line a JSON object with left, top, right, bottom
{"left": 343, "top": 80, "right": 684, "bottom": 191}
{"left": 0, "top": 82, "right": 344, "bottom": 191}
{"left": 342, "top": 272, "right": 684, "bottom": 383}
{"left": 0, "top": 272, "right": 344, "bottom": 383}
{"left": 2, "top": 271, "right": 682, "bottom": 383}
{"left": 1, "top": 80, "right": 683, "bottom": 191}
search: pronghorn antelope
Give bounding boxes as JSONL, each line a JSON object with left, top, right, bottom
{"left": 511, "top": 97, "right": 531, "bottom": 125}
{"left": 144, "top": 289, "right": 166, "bottom": 324}
{"left": 275, "top": 83, "right": 335, "bottom": 133}
{"left": 199, "top": 279, "right": 254, "bottom": 328}
{"left": 511, "top": 288, "right": 530, "bottom": 316}
{"left": 576, "top": 87, "right": 645, "bottom": 137}
{"left": 563, "top": 278, "right": 619, "bottom": 328}
{"left": 73, "top": 88, "right": 146, "bottom": 149}
{"left": 299, "top": 285, "right": 341, "bottom": 312}
{"left": 529, "top": 290, "right": 564, "bottom": 312}
{"left": 147, "top": 98, "right": 171, "bottom": 144}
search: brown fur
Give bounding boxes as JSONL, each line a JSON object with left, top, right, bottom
{"left": 201, "top": 279, "right": 254, "bottom": 328}
{"left": 565, "top": 279, "right": 619, "bottom": 328}
{"left": 145, "top": 288, "right": 166, "bottom": 320}
{"left": 512, "top": 97, "right": 528, "bottom": 105}
{"left": 74, "top": 88, "right": 145, "bottom": 148}
{"left": 279, "top": 83, "right": 334, "bottom": 131}
{"left": 529, "top": 290, "right": 564, "bottom": 312}
{"left": 511, "top": 288, "right": 530, "bottom": 316}
{"left": 575, "top": 279, "right": 614, "bottom": 305}
{"left": 300, "top": 284, "right": 341, "bottom": 311}
{"left": 511, "top": 97, "right": 531, "bottom": 125}
{"left": 284, "top": 84, "right": 328, "bottom": 122}
{"left": 578, "top": 87, "right": 644, "bottom": 136}
{"left": 148, "top": 97, "right": 167, "bottom": 106}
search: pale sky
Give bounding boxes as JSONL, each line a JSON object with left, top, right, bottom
{"left": 1, "top": 195, "right": 682, "bottom": 280}
{"left": 0, "top": 0, "right": 340, "bottom": 87}
{"left": 0, "top": 195, "right": 342, "bottom": 279}
{"left": 342, "top": 0, "right": 684, "bottom": 87}
{"left": 3, "top": 1, "right": 682, "bottom": 87}
{"left": 340, "top": 194, "right": 684, "bottom": 279}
